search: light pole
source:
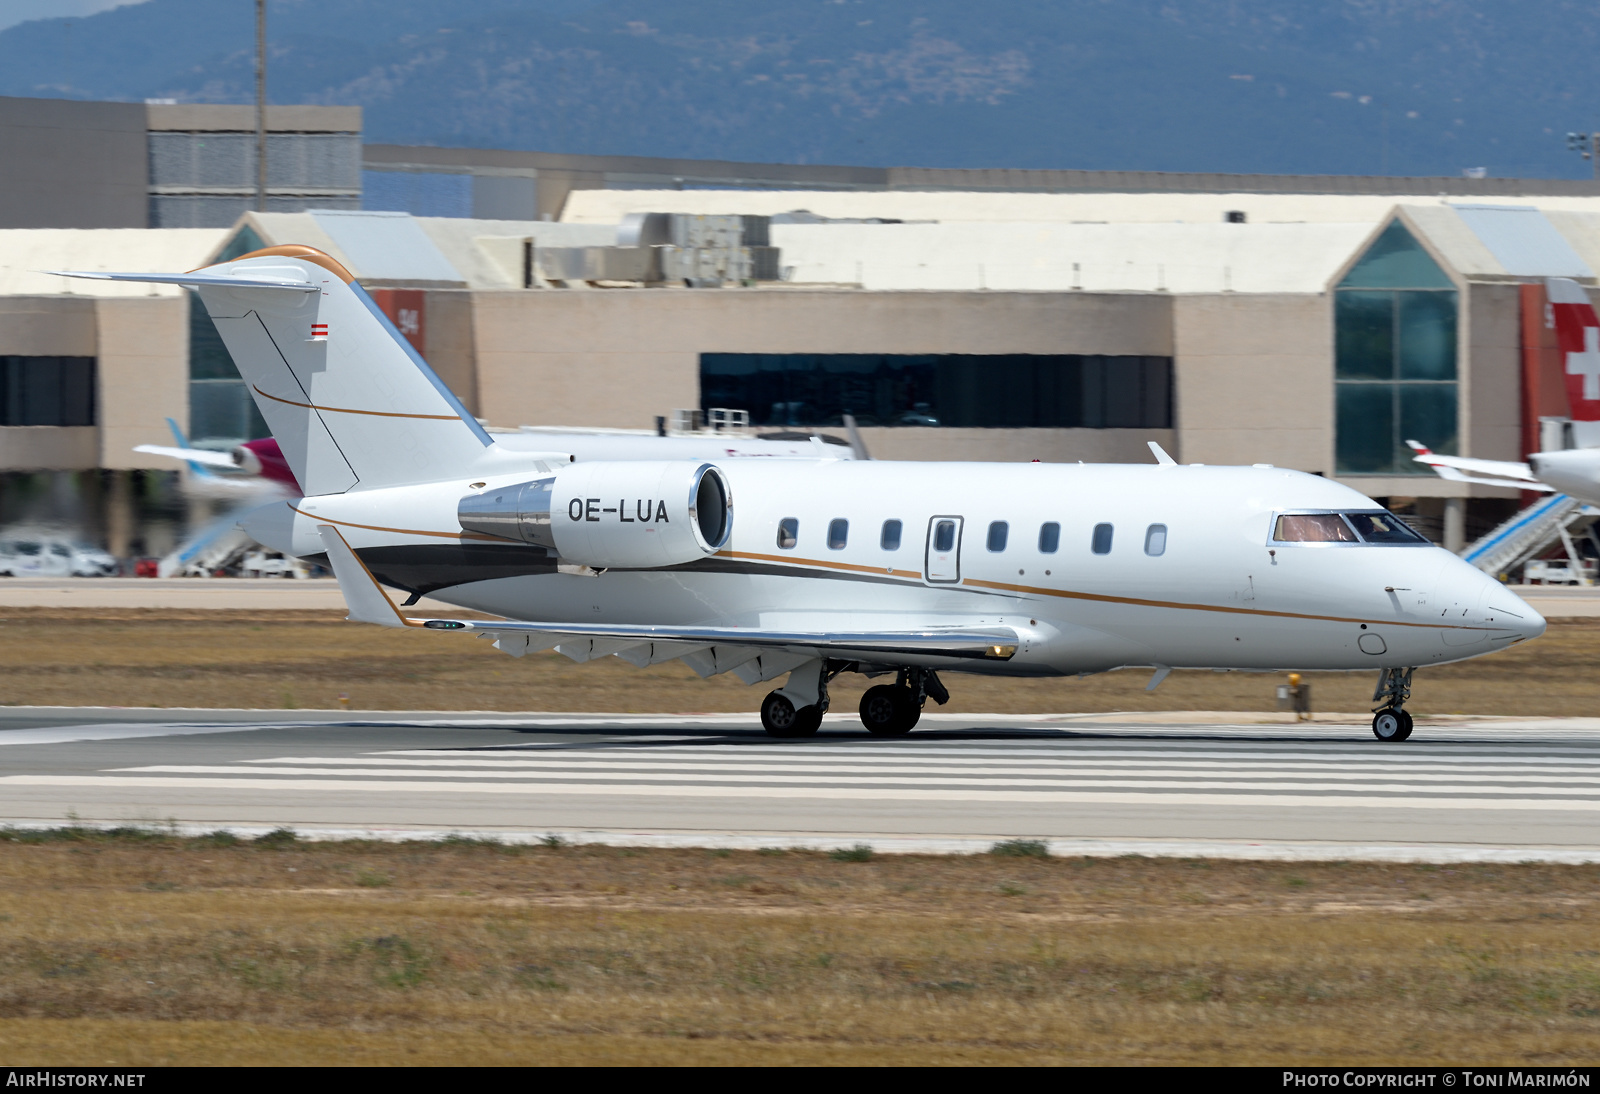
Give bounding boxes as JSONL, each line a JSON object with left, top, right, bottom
{"left": 255, "top": 0, "right": 266, "bottom": 212}
{"left": 1566, "top": 131, "right": 1599, "bottom": 180}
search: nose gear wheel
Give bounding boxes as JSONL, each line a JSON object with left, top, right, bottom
{"left": 1371, "top": 667, "right": 1416, "bottom": 742}
{"left": 1372, "top": 707, "right": 1413, "bottom": 742}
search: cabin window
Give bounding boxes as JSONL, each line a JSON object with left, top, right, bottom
{"left": 1091, "top": 523, "right": 1114, "bottom": 554}
{"left": 933, "top": 520, "right": 957, "bottom": 553}
{"left": 1038, "top": 522, "right": 1060, "bottom": 553}
{"left": 827, "top": 519, "right": 849, "bottom": 550}
{"left": 777, "top": 518, "right": 799, "bottom": 549}
{"left": 880, "top": 519, "right": 902, "bottom": 550}
{"left": 1144, "top": 524, "right": 1168, "bottom": 556}
{"left": 1273, "top": 514, "right": 1357, "bottom": 543}
{"left": 986, "top": 521, "right": 1009, "bottom": 552}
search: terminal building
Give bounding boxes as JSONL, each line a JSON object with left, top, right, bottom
{"left": 3, "top": 93, "right": 1600, "bottom": 561}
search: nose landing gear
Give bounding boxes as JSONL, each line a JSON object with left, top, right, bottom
{"left": 1371, "top": 667, "right": 1415, "bottom": 742}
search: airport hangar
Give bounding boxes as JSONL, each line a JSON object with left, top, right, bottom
{"left": 4, "top": 97, "right": 1600, "bottom": 555}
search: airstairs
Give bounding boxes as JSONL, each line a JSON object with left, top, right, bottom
{"left": 157, "top": 522, "right": 253, "bottom": 578}
{"left": 1460, "top": 493, "right": 1600, "bottom": 582}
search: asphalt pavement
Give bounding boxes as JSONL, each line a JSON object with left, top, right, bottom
{"left": 2, "top": 707, "right": 1597, "bottom": 862}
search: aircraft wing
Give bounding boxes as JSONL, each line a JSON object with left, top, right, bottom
{"left": 1405, "top": 441, "right": 1548, "bottom": 490}
{"left": 316, "top": 524, "right": 1018, "bottom": 662}
{"left": 134, "top": 444, "right": 238, "bottom": 470}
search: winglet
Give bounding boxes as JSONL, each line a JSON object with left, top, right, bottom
{"left": 316, "top": 524, "right": 413, "bottom": 628}
{"left": 1148, "top": 441, "right": 1177, "bottom": 466}
{"left": 842, "top": 413, "right": 872, "bottom": 460}
{"left": 1146, "top": 665, "right": 1172, "bottom": 691}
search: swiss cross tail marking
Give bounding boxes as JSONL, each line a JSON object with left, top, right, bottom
{"left": 1568, "top": 325, "right": 1600, "bottom": 402}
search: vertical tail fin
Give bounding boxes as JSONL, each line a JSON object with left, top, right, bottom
{"left": 1546, "top": 278, "right": 1600, "bottom": 435}
{"left": 163, "top": 416, "right": 215, "bottom": 479}
{"left": 194, "top": 245, "right": 491, "bottom": 495}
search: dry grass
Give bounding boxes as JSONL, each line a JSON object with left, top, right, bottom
{"left": 0, "top": 831, "right": 1597, "bottom": 1066}
{"left": 0, "top": 607, "right": 1596, "bottom": 716}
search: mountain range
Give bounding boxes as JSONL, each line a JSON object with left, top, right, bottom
{"left": 2, "top": 0, "right": 1599, "bottom": 179}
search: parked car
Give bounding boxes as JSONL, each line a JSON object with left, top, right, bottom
{"left": 0, "top": 532, "right": 118, "bottom": 577}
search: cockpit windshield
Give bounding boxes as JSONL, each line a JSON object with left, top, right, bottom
{"left": 1343, "top": 511, "right": 1427, "bottom": 544}
{"left": 1272, "top": 511, "right": 1428, "bottom": 546}
{"left": 1273, "top": 514, "right": 1357, "bottom": 543}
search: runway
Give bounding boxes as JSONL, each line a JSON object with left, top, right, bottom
{"left": 3, "top": 708, "right": 1599, "bottom": 862}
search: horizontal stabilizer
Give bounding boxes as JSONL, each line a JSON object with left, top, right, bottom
{"left": 47, "top": 270, "right": 318, "bottom": 292}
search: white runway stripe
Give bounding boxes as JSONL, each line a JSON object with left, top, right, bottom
{"left": 4, "top": 773, "right": 1599, "bottom": 811}
{"left": 391, "top": 745, "right": 1600, "bottom": 766}
{"left": 231, "top": 756, "right": 1600, "bottom": 781}
{"left": 106, "top": 764, "right": 1600, "bottom": 797}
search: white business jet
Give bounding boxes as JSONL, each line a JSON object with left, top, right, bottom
{"left": 1410, "top": 277, "right": 1600, "bottom": 502}
{"left": 56, "top": 245, "right": 1545, "bottom": 743}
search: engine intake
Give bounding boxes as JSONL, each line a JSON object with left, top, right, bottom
{"left": 458, "top": 461, "right": 732, "bottom": 569}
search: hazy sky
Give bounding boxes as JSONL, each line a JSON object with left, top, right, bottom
{"left": 0, "top": 0, "right": 146, "bottom": 34}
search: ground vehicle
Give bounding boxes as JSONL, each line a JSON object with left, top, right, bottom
{"left": 0, "top": 531, "right": 117, "bottom": 577}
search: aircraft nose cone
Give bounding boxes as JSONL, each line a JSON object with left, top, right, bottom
{"left": 1485, "top": 581, "right": 1546, "bottom": 643}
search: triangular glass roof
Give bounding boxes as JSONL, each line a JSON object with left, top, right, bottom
{"left": 1337, "top": 219, "right": 1454, "bottom": 289}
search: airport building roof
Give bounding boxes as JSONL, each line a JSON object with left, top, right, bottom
{"left": 218, "top": 211, "right": 611, "bottom": 289}
{"left": 5, "top": 197, "right": 1600, "bottom": 301}
{"left": 562, "top": 187, "right": 1600, "bottom": 227}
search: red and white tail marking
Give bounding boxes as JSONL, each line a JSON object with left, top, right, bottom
{"left": 1546, "top": 278, "right": 1600, "bottom": 423}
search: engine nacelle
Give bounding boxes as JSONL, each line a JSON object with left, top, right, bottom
{"left": 458, "top": 460, "right": 732, "bottom": 569}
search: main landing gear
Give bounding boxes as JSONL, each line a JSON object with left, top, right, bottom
{"left": 1371, "top": 666, "right": 1416, "bottom": 742}
{"left": 760, "top": 662, "right": 950, "bottom": 738}
{"left": 858, "top": 668, "right": 950, "bottom": 736}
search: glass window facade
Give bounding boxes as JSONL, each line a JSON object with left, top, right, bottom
{"left": 700, "top": 354, "right": 1172, "bottom": 429}
{"left": 0, "top": 357, "right": 95, "bottom": 426}
{"left": 1334, "top": 221, "right": 1458, "bottom": 475}
{"left": 188, "top": 275, "right": 269, "bottom": 446}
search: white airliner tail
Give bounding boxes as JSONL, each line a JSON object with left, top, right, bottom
{"left": 56, "top": 246, "right": 492, "bottom": 496}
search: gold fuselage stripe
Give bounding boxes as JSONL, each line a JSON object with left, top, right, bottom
{"left": 294, "top": 513, "right": 1499, "bottom": 634}
{"left": 291, "top": 505, "right": 506, "bottom": 542}
{"left": 255, "top": 384, "right": 461, "bottom": 421}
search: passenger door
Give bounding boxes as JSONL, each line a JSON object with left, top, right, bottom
{"left": 924, "top": 516, "right": 964, "bottom": 584}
